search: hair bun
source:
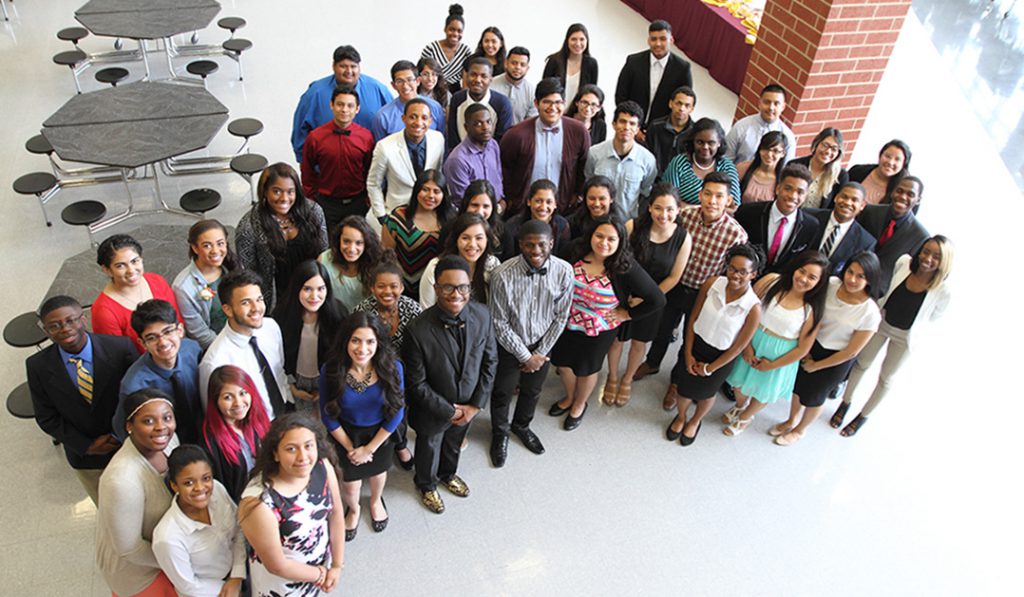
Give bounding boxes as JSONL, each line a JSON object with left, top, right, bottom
{"left": 448, "top": 3, "right": 464, "bottom": 16}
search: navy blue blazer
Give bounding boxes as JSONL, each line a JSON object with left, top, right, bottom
{"left": 805, "top": 208, "right": 877, "bottom": 276}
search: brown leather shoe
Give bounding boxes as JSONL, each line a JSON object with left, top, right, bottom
{"left": 662, "top": 383, "right": 678, "bottom": 411}
{"left": 633, "top": 362, "right": 659, "bottom": 381}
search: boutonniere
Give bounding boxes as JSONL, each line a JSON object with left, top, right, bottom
{"left": 198, "top": 286, "right": 215, "bottom": 301}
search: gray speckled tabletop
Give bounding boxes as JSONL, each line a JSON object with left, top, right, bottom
{"left": 76, "top": 0, "right": 221, "bottom": 39}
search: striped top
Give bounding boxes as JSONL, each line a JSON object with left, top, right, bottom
{"left": 421, "top": 41, "right": 472, "bottom": 87}
{"left": 662, "top": 154, "right": 742, "bottom": 206}
{"left": 385, "top": 206, "right": 442, "bottom": 292}
{"left": 488, "top": 255, "right": 574, "bottom": 362}
{"left": 565, "top": 261, "right": 620, "bottom": 337}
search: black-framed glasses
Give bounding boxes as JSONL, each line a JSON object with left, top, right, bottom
{"left": 436, "top": 283, "right": 471, "bottom": 296}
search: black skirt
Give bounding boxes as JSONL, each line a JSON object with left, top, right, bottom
{"left": 334, "top": 422, "right": 394, "bottom": 481}
{"left": 670, "top": 334, "right": 736, "bottom": 400}
{"left": 617, "top": 306, "right": 665, "bottom": 343}
{"left": 550, "top": 327, "right": 619, "bottom": 376}
{"left": 793, "top": 341, "right": 856, "bottom": 407}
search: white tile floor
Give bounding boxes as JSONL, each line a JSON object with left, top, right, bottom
{"left": 0, "top": 0, "right": 1021, "bottom": 595}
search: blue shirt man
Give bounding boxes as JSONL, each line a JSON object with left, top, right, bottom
{"left": 585, "top": 101, "right": 658, "bottom": 220}
{"left": 371, "top": 61, "right": 445, "bottom": 141}
{"left": 530, "top": 116, "right": 564, "bottom": 188}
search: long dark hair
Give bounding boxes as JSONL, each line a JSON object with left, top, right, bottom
{"left": 203, "top": 364, "right": 271, "bottom": 467}
{"left": 406, "top": 169, "right": 455, "bottom": 224}
{"left": 187, "top": 219, "right": 239, "bottom": 271}
{"left": 739, "top": 131, "right": 788, "bottom": 194}
{"left": 254, "top": 163, "right": 323, "bottom": 260}
{"left": 440, "top": 213, "right": 493, "bottom": 300}
{"left": 323, "top": 312, "right": 404, "bottom": 422}
{"left": 549, "top": 23, "right": 591, "bottom": 69}
{"left": 329, "top": 215, "right": 391, "bottom": 288}
{"left": 630, "top": 183, "right": 682, "bottom": 266}
{"left": 840, "top": 251, "right": 882, "bottom": 300}
{"left": 416, "top": 56, "right": 449, "bottom": 106}
{"left": 473, "top": 26, "right": 506, "bottom": 66}
{"left": 878, "top": 139, "right": 912, "bottom": 197}
{"left": 762, "top": 250, "right": 831, "bottom": 332}
{"left": 573, "top": 217, "right": 632, "bottom": 275}
{"left": 243, "top": 412, "right": 339, "bottom": 496}
{"left": 459, "top": 179, "right": 503, "bottom": 252}
{"left": 273, "top": 260, "right": 345, "bottom": 343}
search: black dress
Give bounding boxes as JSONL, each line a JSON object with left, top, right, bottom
{"left": 204, "top": 431, "right": 259, "bottom": 503}
{"left": 619, "top": 226, "right": 687, "bottom": 342}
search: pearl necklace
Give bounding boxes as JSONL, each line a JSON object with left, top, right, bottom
{"left": 692, "top": 155, "right": 715, "bottom": 171}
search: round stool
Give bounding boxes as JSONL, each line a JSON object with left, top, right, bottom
{"left": 230, "top": 153, "right": 268, "bottom": 204}
{"left": 3, "top": 312, "right": 46, "bottom": 348}
{"left": 57, "top": 27, "right": 89, "bottom": 47}
{"left": 228, "top": 117, "right": 263, "bottom": 152}
{"left": 25, "top": 135, "right": 54, "bottom": 156}
{"left": 95, "top": 67, "right": 129, "bottom": 87}
{"left": 61, "top": 200, "right": 107, "bottom": 246}
{"left": 222, "top": 38, "right": 252, "bottom": 80}
{"left": 217, "top": 17, "right": 246, "bottom": 37}
{"left": 180, "top": 188, "right": 221, "bottom": 215}
{"left": 53, "top": 50, "right": 88, "bottom": 94}
{"left": 13, "top": 172, "right": 60, "bottom": 227}
{"left": 6, "top": 383, "right": 34, "bottom": 420}
{"left": 186, "top": 60, "right": 219, "bottom": 85}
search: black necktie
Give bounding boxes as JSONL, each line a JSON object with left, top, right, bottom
{"left": 333, "top": 128, "right": 352, "bottom": 136}
{"left": 526, "top": 266, "right": 548, "bottom": 277}
{"left": 170, "top": 371, "right": 199, "bottom": 444}
{"left": 250, "top": 336, "right": 286, "bottom": 416}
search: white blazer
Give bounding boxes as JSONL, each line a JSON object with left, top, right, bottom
{"left": 367, "top": 129, "right": 445, "bottom": 221}
{"left": 879, "top": 253, "right": 951, "bottom": 347}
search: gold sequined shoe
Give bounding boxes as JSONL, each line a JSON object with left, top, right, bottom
{"left": 441, "top": 475, "right": 470, "bottom": 498}
{"left": 420, "top": 490, "right": 445, "bottom": 514}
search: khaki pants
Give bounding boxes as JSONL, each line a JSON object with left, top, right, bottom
{"left": 73, "top": 467, "right": 103, "bottom": 505}
{"left": 843, "top": 320, "right": 912, "bottom": 416}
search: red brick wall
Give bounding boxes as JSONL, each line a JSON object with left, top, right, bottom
{"left": 733, "top": 0, "right": 911, "bottom": 162}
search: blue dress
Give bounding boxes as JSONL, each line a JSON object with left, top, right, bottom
{"left": 727, "top": 298, "right": 809, "bottom": 404}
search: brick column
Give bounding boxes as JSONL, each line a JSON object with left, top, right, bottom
{"left": 733, "top": 0, "right": 912, "bottom": 160}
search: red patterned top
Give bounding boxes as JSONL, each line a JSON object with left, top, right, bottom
{"left": 565, "top": 261, "right": 620, "bottom": 337}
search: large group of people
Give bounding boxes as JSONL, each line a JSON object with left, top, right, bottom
{"left": 23, "top": 7, "right": 953, "bottom": 596}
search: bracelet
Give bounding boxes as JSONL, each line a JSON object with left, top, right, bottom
{"left": 331, "top": 562, "right": 345, "bottom": 571}
{"left": 314, "top": 565, "right": 326, "bottom": 584}
{"left": 702, "top": 364, "right": 711, "bottom": 376}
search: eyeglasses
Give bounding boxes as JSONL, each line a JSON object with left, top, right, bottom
{"left": 436, "top": 284, "right": 471, "bottom": 296}
{"left": 726, "top": 265, "right": 754, "bottom": 276}
{"left": 577, "top": 100, "right": 600, "bottom": 109}
{"left": 539, "top": 98, "right": 565, "bottom": 108}
{"left": 40, "top": 314, "right": 85, "bottom": 334}
{"left": 141, "top": 325, "right": 179, "bottom": 345}
{"left": 819, "top": 143, "right": 841, "bottom": 153}
{"left": 393, "top": 76, "right": 418, "bottom": 86}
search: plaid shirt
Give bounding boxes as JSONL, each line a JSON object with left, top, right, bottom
{"left": 679, "top": 206, "right": 748, "bottom": 289}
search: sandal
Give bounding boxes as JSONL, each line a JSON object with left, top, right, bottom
{"left": 601, "top": 378, "right": 618, "bottom": 405}
{"left": 774, "top": 430, "right": 805, "bottom": 446}
{"left": 830, "top": 401, "right": 851, "bottom": 429}
{"left": 768, "top": 422, "right": 791, "bottom": 437}
{"left": 721, "top": 405, "right": 743, "bottom": 425}
{"left": 614, "top": 381, "right": 632, "bottom": 407}
{"left": 662, "top": 384, "right": 678, "bottom": 411}
{"left": 840, "top": 414, "right": 867, "bottom": 437}
{"left": 723, "top": 416, "right": 752, "bottom": 436}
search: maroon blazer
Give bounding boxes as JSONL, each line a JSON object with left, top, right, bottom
{"left": 499, "top": 116, "right": 591, "bottom": 214}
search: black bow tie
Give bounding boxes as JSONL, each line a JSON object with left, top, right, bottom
{"left": 440, "top": 316, "right": 465, "bottom": 330}
{"left": 333, "top": 128, "right": 352, "bottom": 136}
{"left": 526, "top": 266, "right": 548, "bottom": 277}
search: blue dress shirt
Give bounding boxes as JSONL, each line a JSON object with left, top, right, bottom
{"left": 530, "top": 118, "right": 564, "bottom": 187}
{"left": 370, "top": 96, "right": 446, "bottom": 142}
{"left": 115, "top": 337, "right": 203, "bottom": 441}
{"left": 291, "top": 73, "right": 393, "bottom": 161}
{"left": 58, "top": 334, "right": 94, "bottom": 388}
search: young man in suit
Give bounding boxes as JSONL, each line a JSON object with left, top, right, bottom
{"left": 806, "top": 182, "right": 876, "bottom": 276}
{"left": 734, "top": 163, "right": 820, "bottom": 274}
{"left": 366, "top": 98, "right": 445, "bottom": 230}
{"left": 447, "top": 57, "right": 513, "bottom": 152}
{"left": 614, "top": 20, "right": 693, "bottom": 137}
{"left": 857, "top": 175, "right": 929, "bottom": 294}
{"left": 403, "top": 255, "right": 497, "bottom": 514}
{"left": 500, "top": 77, "right": 591, "bottom": 215}
{"left": 26, "top": 295, "right": 137, "bottom": 504}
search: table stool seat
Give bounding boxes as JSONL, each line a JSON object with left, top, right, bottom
{"left": 180, "top": 188, "right": 221, "bottom": 214}
{"left": 223, "top": 38, "right": 252, "bottom": 54}
{"left": 217, "top": 17, "right": 246, "bottom": 34}
{"left": 62, "top": 200, "right": 107, "bottom": 226}
{"left": 3, "top": 312, "right": 46, "bottom": 348}
{"left": 13, "top": 172, "right": 58, "bottom": 195}
{"left": 25, "top": 135, "right": 54, "bottom": 156}
{"left": 57, "top": 27, "right": 89, "bottom": 46}
{"left": 7, "top": 383, "right": 34, "bottom": 420}
{"left": 186, "top": 60, "right": 219, "bottom": 78}
{"left": 228, "top": 118, "right": 263, "bottom": 139}
{"left": 230, "top": 153, "right": 268, "bottom": 176}
{"left": 53, "top": 50, "right": 87, "bottom": 67}
{"left": 95, "top": 67, "right": 129, "bottom": 87}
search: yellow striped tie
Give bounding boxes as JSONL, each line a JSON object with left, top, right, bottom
{"left": 68, "top": 357, "right": 93, "bottom": 403}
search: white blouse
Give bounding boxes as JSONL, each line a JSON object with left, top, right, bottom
{"left": 153, "top": 481, "right": 246, "bottom": 597}
{"left": 816, "top": 278, "right": 881, "bottom": 350}
{"left": 760, "top": 295, "right": 809, "bottom": 340}
{"left": 693, "top": 276, "right": 760, "bottom": 350}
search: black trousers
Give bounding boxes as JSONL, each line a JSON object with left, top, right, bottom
{"left": 644, "top": 284, "right": 700, "bottom": 369}
{"left": 413, "top": 419, "right": 472, "bottom": 492}
{"left": 316, "top": 193, "right": 368, "bottom": 232}
{"left": 489, "top": 347, "right": 551, "bottom": 436}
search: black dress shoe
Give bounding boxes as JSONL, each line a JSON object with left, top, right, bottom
{"left": 490, "top": 434, "right": 508, "bottom": 468}
{"left": 371, "top": 498, "right": 388, "bottom": 533}
{"left": 511, "top": 426, "right": 545, "bottom": 454}
{"left": 720, "top": 383, "right": 736, "bottom": 402}
{"left": 680, "top": 422, "right": 702, "bottom": 446}
{"left": 563, "top": 402, "right": 588, "bottom": 431}
{"left": 548, "top": 400, "right": 570, "bottom": 417}
{"left": 395, "top": 447, "right": 414, "bottom": 471}
{"left": 665, "top": 417, "right": 684, "bottom": 441}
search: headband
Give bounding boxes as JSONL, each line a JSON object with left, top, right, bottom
{"left": 127, "top": 397, "right": 174, "bottom": 422}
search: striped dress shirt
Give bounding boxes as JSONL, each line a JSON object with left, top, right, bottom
{"left": 488, "top": 255, "right": 574, "bottom": 362}
{"left": 679, "top": 205, "right": 748, "bottom": 289}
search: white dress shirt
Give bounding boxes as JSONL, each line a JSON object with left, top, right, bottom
{"left": 767, "top": 202, "right": 796, "bottom": 260}
{"left": 199, "top": 317, "right": 290, "bottom": 416}
{"left": 649, "top": 53, "right": 668, "bottom": 116}
{"left": 819, "top": 214, "right": 852, "bottom": 257}
{"left": 693, "top": 276, "right": 760, "bottom": 350}
{"left": 153, "top": 481, "right": 247, "bottom": 597}
{"left": 455, "top": 89, "right": 498, "bottom": 143}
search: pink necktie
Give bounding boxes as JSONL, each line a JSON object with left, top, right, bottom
{"left": 768, "top": 216, "right": 788, "bottom": 264}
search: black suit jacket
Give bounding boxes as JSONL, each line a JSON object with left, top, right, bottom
{"left": 857, "top": 205, "right": 930, "bottom": 294}
{"left": 614, "top": 50, "right": 693, "bottom": 128}
{"left": 26, "top": 333, "right": 137, "bottom": 469}
{"left": 734, "top": 202, "right": 820, "bottom": 273}
{"left": 805, "top": 208, "right": 876, "bottom": 276}
{"left": 402, "top": 303, "right": 498, "bottom": 436}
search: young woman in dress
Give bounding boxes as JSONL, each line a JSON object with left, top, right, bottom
{"left": 320, "top": 313, "right": 405, "bottom": 540}
{"left": 239, "top": 413, "right": 345, "bottom": 596}
{"left": 790, "top": 127, "right": 848, "bottom": 209}
{"left": 542, "top": 23, "right": 598, "bottom": 106}
{"left": 606, "top": 184, "right": 692, "bottom": 406}
{"left": 773, "top": 252, "right": 881, "bottom": 445}
{"left": 458, "top": 179, "right": 504, "bottom": 255}
{"left": 565, "top": 84, "right": 607, "bottom": 146}
{"left": 722, "top": 250, "right": 831, "bottom": 436}
{"left": 275, "top": 260, "right": 347, "bottom": 415}
{"left": 471, "top": 26, "right": 506, "bottom": 76}
{"left": 153, "top": 445, "right": 245, "bottom": 597}
{"left": 382, "top": 169, "right": 454, "bottom": 301}
{"left": 203, "top": 365, "right": 271, "bottom": 502}
{"left": 420, "top": 4, "right": 471, "bottom": 91}
{"left": 96, "top": 389, "right": 179, "bottom": 597}
{"left": 173, "top": 220, "right": 238, "bottom": 351}
{"left": 235, "top": 162, "right": 329, "bottom": 314}
{"left": 416, "top": 56, "right": 451, "bottom": 112}
{"left": 831, "top": 235, "right": 953, "bottom": 437}
{"left": 736, "top": 131, "right": 788, "bottom": 204}
{"left": 93, "top": 234, "right": 182, "bottom": 354}
{"left": 662, "top": 118, "right": 741, "bottom": 207}
{"left": 318, "top": 215, "right": 388, "bottom": 312}
{"left": 665, "top": 244, "right": 762, "bottom": 445}
{"left": 548, "top": 219, "right": 665, "bottom": 430}
{"left": 847, "top": 139, "right": 912, "bottom": 205}
{"left": 420, "top": 213, "right": 500, "bottom": 308}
